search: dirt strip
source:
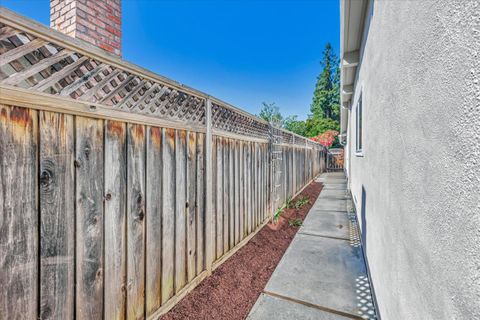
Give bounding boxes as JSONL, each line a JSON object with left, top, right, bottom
{"left": 160, "top": 181, "right": 323, "bottom": 320}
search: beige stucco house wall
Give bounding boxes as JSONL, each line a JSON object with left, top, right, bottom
{"left": 340, "top": 0, "right": 480, "bottom": 319}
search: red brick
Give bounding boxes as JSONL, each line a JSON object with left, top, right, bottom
{"left": 86, "top": 0, "right": 97, "bottom": 10}
{"left": 51, "top": 11, "right": 60, "bottom": 20}
{"left": 107, "top": 39, "right": 120, "bottom": 49}
{"left": 99, "top": 42, "right": 115, "bottom": 53}
{"left": 54, "top": 3, "right": 63, "bottom": 12}
{"left": 59, "top": 4, "right": 71, "bottom": 15}
{"left": 76, "top": 32, "right": 95, "bottom": 43}
{"left": 51, "top": 0, "right": 122, "bottom": 56}
{"left": 105, "top": 25, "right": 121, "bottom": 37}
{"left": 77, "top": 17, "right": 96, "bottom": 30}
{"left": 65, "top": 24, "right": 76, "bottom": 34}
{"left": 76, "top": 8, "right": 86, "bottom": 18}
{"left": 76, "top": 2, "right": 94, "bottom": 16}
{"left": 96, "top": 27, "right": 110, "bottom": 37}
{"left": 87, "top": 15, "right": 106, "bottom": 29}
{"left": 107, "top": 14, "right": 121, "bottom": 25}
{"left": 65, "top": 8, "right": 76, "bottom": 19}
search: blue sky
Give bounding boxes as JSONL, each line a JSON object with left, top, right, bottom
{"left": 2, "top": 0, "right": 339, "bottom": 119}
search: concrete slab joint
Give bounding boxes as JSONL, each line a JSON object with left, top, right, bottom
{"left": 248, "top": 172, "right": 378, "bottom": 320}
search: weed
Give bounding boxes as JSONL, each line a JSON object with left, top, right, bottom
{"left": 285, "top": 196, "right": 294, "bottom": 209}
{"left": 288, "top": 218, "right": 303, "bottom": 227}
{"left": 273, "top": 207, "right": 284, "bottom": 222}
{"left": 294, "top": 196, "right": 310, "bottom": 209}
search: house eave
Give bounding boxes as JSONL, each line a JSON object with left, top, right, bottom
{"left": 340, "top": 0, "right": 368, "bottom": 135}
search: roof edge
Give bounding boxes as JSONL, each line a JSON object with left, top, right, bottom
{"left": 340, "top": 0, "right": 368, "bottom": 135}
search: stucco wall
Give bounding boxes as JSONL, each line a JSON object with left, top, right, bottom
{"left": 347, "top": 0, "right": 480, "bottom": 319}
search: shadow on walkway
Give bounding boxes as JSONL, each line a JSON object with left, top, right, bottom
{"left": 248, "top": 172, "right": 378, "bottom": 320}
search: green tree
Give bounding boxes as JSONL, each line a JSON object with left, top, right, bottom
{"left": 305, "top": 117, "right": 339, "bottom": 138}
{"left": 258, "top": 102, "right": 283, "bottom": 124}
{"left": 310, "top": 43, "right": 340, "bottom": 121}
{"left": 255, "top": 44, "right": 341, "bottom": 142}
{"left": 283, "top": 115, "right": 307, "bottom": 136}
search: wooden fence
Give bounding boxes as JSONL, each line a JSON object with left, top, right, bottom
{"left": 0, "top": 7, "right": 326, "bottom": 320}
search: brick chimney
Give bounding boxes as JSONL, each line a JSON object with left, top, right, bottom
{"left": 50, "top": 0, "right": 122, "bottom": 56}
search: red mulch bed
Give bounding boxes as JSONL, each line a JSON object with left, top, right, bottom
{"left": 160, "top": 181, "right": 323, "bottom": 320}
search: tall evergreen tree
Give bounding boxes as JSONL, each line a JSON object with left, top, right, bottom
{"left": 253, "top": 43, "right": 341, "bottom": 145}
{"left": 310, "top": 43, "right": 340, "bottom": 121}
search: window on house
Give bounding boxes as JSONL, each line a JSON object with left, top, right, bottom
{"left": 356, "top": 94, "right": 363, "bottom": 154}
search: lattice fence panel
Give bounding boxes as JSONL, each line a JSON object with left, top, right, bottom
{"left": 0, "top": 20, "right": 325, "bottom": 148}
{"left": 0, "top": 23, "right": 206, "bottom": 125}
{"left": 281, "top": 130, "right": 293, "bottom": 144}
{"left": 211, "top": 102, "right": 270, "bottom": 139}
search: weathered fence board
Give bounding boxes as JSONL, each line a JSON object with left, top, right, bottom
{"left": 234, "top": 141, "right": 240, "bottom": 245}
{"left": 249, "top": 142, "right": 254, "bottom": 230}
{"left": 258, "top": 145, "right": 262, "bottom": 223}
{"left": 215, "top": 136, "right": 223, "bottom": 259}
{"left": 161, "top": 128, "right": 175, "bottom": 303}
{"left": 75, "top": 116, "right": 104, "bottom": 319}
{"left": 223, "top": 139, "right": 229, "bottom": 254}
{"left": 187, "top": 131, "right": 197, "bottom": 282}
{"left": 239, "top": 141, "right": 245, "bottom": 239}
{"left": 175, "top": 130, "right": 187, "bottom": 293}
{"left": 252, "top": 144, "right": 257, "bottom": 228}
{"left": 228, "top": 139, "right": 234, "bottom": 249}
{"left": 262, "top": 145, "right": 266, "bottom": 221}
{"left": 104, "top": 120, "right": 128, "bottom": 320}
{"left": 0, "top": 105, "right": 38, "bottom": 319}
{"left": 39, "top": 111, "right": 75, "bottom": 320}
{"left": 126, "top": 124, "right": 146, "bottom": 320}
{"left": 146, "top": 126, "right": 162, "bottom": 315}
{"left": 196, "top": 133, "right": 205, "bottom": 275}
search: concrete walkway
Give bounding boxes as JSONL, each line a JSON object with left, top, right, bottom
{"left": 247, "top": 172, "right": 377, "bottom": 320}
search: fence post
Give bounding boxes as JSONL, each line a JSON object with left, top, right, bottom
{"left": 305, "top": 138, "right": 308, "bottom": 181}
{"left": 292, "top": 134, "right": 296, "bottom": 194}
{"left": 205, "top": 97, "right": 213, "bottom": 275}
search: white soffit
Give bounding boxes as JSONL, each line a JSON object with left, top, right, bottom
{"left": 340, "top": 0, "right": 368, "bottom": 104}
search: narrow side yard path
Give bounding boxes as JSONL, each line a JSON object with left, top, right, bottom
{"left": 160, "top": 181, "right": 323, "bottom": 320}
{"left": 248, "top": 172, "right": 378, "bottom": 320}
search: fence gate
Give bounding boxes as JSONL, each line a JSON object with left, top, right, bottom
{"left": 326, "top": 148, "right": 345, "bottom": 172}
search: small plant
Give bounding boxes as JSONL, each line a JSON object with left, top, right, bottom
{"left": 285, "top": 196, "right": 294, "bottom": 209}
{"left": 289, "top": 218, "right": 303, "bottom": 227}
{"left": 273, "top": 207, "right": 284, "bottom": 222}
{"left": 294, "top": 196, "right": 310, "bottom": 209}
